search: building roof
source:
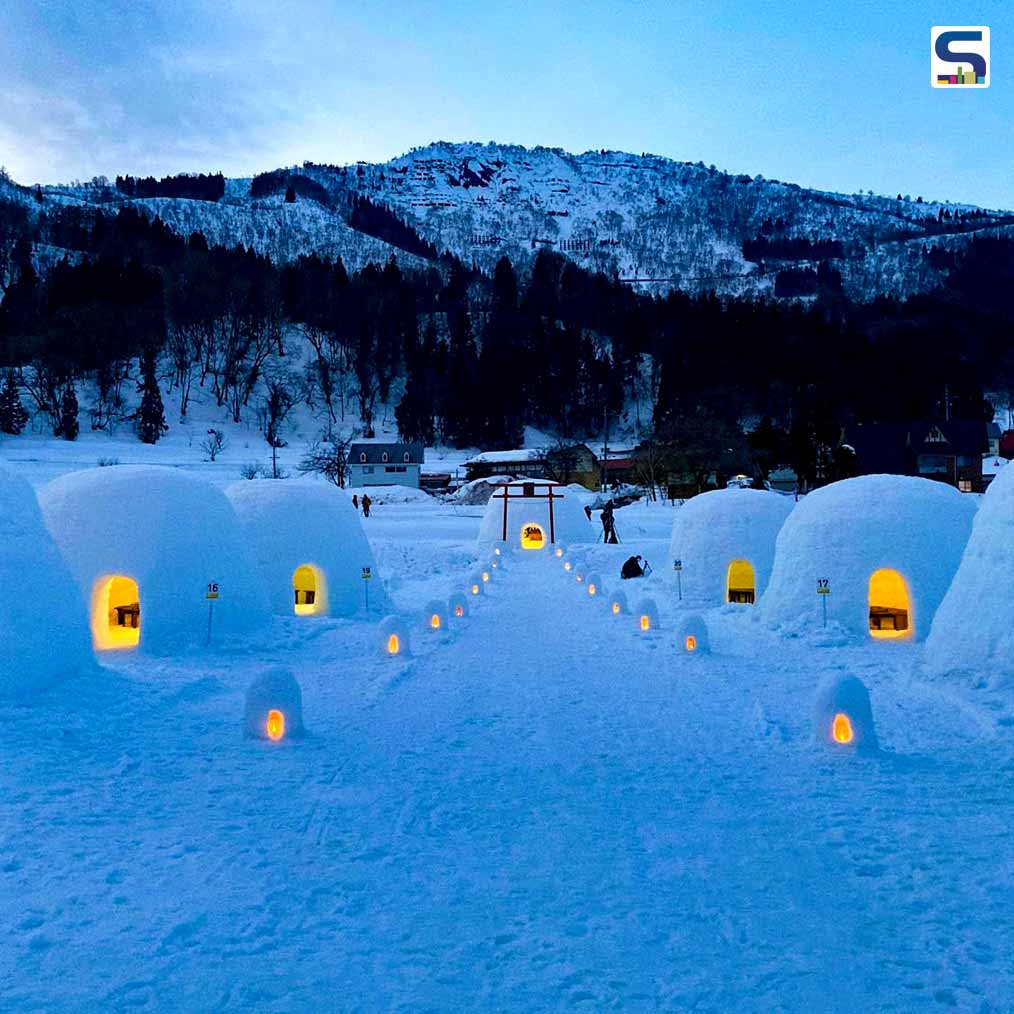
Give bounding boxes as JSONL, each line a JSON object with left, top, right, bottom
{"left": 350, "top": 442, "right": 424, "bottom": 464}
{"left": 847, "top": 420, "right": 987, "bottom": 475}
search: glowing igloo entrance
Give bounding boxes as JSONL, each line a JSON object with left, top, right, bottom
{"left": 91, "top": 575, "right": 140, "bottom": 650}
{"left": 521, "top": 523, "right": 546, "bottom": 550}
{"left": 292, "top": 564, "right": 326, "bottom": 616}
{"left": 726, "top": 559, "right": 756, "bottom": 604}
{"left": 868, "top": 568, "right": 911, "bottom": 639}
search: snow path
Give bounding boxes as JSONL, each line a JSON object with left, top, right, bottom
{"left": 3, "top": 556, "right": 1013, "bottom": 1012}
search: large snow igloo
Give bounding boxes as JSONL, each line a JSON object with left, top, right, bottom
{"left": 925, "top": 460, "right": 1014, "bottom": 675}
{"left": 760, "top": 475, "right": 975, "bottom": 641}
{"left": 0, "top": 464, "right": 93, "bottom": 697}
{"left": 666, "top": 488, "right": 795, "bottom": 608}
{"left": 39, "top": 466, "right": 270, "bottom": 653}
{"left": 226, "top": 480, "right": 387, "bottom": 618}
{"left": 478, "top": 480, "right": 593, "bottom": 554}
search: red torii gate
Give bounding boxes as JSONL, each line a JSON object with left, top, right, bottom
{"left": 490, "top": 481, "right": 563, "bottom": 545}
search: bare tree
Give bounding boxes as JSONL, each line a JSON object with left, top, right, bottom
{"left": 260, "top": 378, "right": 295, "bottom": 479}
{"left": 297, "top": 434, "right": 353, "bottom": 488}
{"left": 200, "top": 428, "right": 228, "bottom": 461}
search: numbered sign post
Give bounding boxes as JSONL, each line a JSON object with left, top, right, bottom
{"left": 206, "top": 582, "right": 220, "bottom": 645}
{"left": 361, "top": 566, "right": 372, "bottom": 613}
{"left": 673, "top": 559, "right": 683, "bottom": 601}
{"left": 817, "top": 578, "right": 830, "bottom": 628}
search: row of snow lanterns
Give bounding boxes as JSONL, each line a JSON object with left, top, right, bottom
{"left": 244, "top": 551, "right": 507, "bottom": 742}
{"left": 556, "top": 544, "right": 708, "bottom": 655}
{"left": 375, "top": 542, "right": 507, "bottom": 659}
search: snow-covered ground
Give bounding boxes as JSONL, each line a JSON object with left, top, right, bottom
{"left": 2, "top": 459, "right": 1013, "bottom": 1011}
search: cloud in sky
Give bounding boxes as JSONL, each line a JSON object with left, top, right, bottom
{"left": 1, "top": 0, "right": 1012, "bottom": 209}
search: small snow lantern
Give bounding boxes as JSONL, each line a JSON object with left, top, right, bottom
{"left": 468, "top": 571, "right": 484, "bottom": 597}
{"left": 490, "top": 554, "right": 506, "bottom": 572}
{"left": 563, "top": 558, "right": 574, "bottom": 573}
{"left": 244, "top": 667, "right": 304, "bottom": 741}
{"left": 676, "top": 613, "right": 710, "bottom": 655}
{"left": 813, "top": 675, "right": 878, "bottom": 752}
{"left": 448, "top": 592, "right": 469, "bottom": 620}
{"left": 610, "top": 589, "right": 629, "bottom": 616}
{"left": 636, "top": 598, "right": 660, "bottom": 633}
{"left": 424, "top": 599, "right": 448, "bottom": 633}
{"left": 585, "top": 573, "right": 603, "bottom": 598}
{"left": 554, "top": 544, "right": 566, "bottom": 559}
{"left": 573, "top": 560, "right": 587, "bottom": 584}
{"left": 481, "top": 567, "right": 492, "bottom": 584}
{"left": 379, "top": 614, "right": 411, "bottom": 657}
{"left": 492, "top": 540, "right": 508, "bottom": 558}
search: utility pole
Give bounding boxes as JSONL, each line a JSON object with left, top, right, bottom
{"left": 601, "top": 407, "right": 610, "bottom": 492}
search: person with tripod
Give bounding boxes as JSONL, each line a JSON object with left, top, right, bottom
{"left": 600, "top": 499, "right": 619, "bottom": 544}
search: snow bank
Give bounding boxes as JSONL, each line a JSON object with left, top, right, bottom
{"left": 226, "top": 480, "right": 387, "bottom": 618}
{"left": 40, "top": 466, "right": 270, "bottom": 653}
{"left": 244, "top": 668, "right": 305, "bottom": 740}
{"left": 761, "top": 475, "right": 975, "bottom": 642}
{"left": 925, "top": 461, "right": 1014, "bottom": 675}
{"left": 813, "top": 675, "right": 878, "bottom": 752}
{"left": 0, "top": 464, "right": 92, "bottom": 697}
{"left": 478, "top": 480, "right": 593, "bottom": 552}
{"left": 667, "top": 488, "right": 795, "bottom": 608}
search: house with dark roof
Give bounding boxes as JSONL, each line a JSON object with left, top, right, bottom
{"left": 349, "top": 441, "right": 424, "bottom": 488}
{"left": 846, "top": 420, "right": 988, "bottom": 492}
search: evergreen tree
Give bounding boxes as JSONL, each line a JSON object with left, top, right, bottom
{"left": 56, "top": 384, "right": 79, "bottom": 440}
{"left": 0, "top": 370, "right": 29, "bottom": 434}
{"left": 136, "top": 345, "right": 167, "bottom": 444}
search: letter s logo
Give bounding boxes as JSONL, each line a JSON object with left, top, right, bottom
{"left": 932, "top": 26, "right": 989, "bottom": 87}
{"left": 936, "top": 30, "right": 986, "bottom": 77}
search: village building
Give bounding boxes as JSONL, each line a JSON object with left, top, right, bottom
{"left": 348, "top": 441, "right": 424, "bottom": 489}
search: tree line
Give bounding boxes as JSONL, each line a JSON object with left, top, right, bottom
{"left": 0, "top": 194, "right": 1009, "bottom": 491}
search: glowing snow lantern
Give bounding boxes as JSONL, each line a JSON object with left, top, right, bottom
{"left": 481, "top": 568, "right": 491, "bottom": 584}
{"left": 423, "top": 599, "right": 448, "bottom": 634}
{"left": 448, "top": 592, "right": 469, "bottom": 620}
{"left": 378, "top": 615, "right": 411, "bottom": 658}
{"left": 813, "top": 675, "right": 877, "bottom": 753}
{"left": 636, "top": 598, "right": 660, "bottom": 633}
{"left": 585, "top": 573, "right": 602, "bottom": 598}
{"left": 468, "top": 571, "right": 484, "bottom": 597}
{"left": 675, "top": 613, "right": 710, "bottom": 655}
{"left": 610, "top": 589, "right": 629, "bottom": 616}
{"left": 244, "top": 668, "right": 304, "bottom": 741}
{"left": 554, "top": 544, "right": 566, "bottom": 559}
{"left": 563, "top": 559, "right": 573, "bottom": 573}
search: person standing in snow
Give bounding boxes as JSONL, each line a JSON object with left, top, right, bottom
{"left": 361, "top": 493, "right": 372, "bottom": 518}
{"left": 601, "top": 500, "right": 618, "bottom": 544}
{"left": 352, "top": 493, "right": 359, "bottom": 511}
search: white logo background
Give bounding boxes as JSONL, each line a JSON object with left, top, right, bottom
{"left": 932, "top": 26, "right": 990, "bottom": 88}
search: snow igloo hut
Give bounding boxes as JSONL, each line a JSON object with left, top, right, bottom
{"left": 760, "top": 475, "right": 976, "bottom": 641}
{"left": 666, "top": 487, "right": 795, "bottom": 608}
{"left": 478, "top": 480, "right": 593, "bottom": 553}
{"left": 925, "top": 458, "right": 1014, "bottom": 675}
{"left": 40, "top": 466, "right": 270, "bottom": 653}
{"left": 0, "top": 464, "right": 93, "bottom": 697}
{"left": 226, "top": 480, "right": 387, "bottom": 618}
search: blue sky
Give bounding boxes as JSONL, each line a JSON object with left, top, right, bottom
{"left": 1, "top": 0, "right": 1011, "bottom": 207}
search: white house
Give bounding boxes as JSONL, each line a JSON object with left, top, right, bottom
{"left": 348, "top": 441, "right": 424, "bottom": 489}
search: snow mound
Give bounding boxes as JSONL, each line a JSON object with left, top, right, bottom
{"left": 422, "top": 599, "right": 449, "bottom": 635}
{"left": 446, "top": 475, "right": 514, "bottom": 505}
{"left": 608, "top": 589, "right": 629, "bottom": 615}
{"left": 667, "top": 488, "right": 795, "bottom": 608}
{"left": 39, "top": 466, "right": 270, "bottom": 653}
{"left": 378, "top": 615, "right": 411, "bottom": 657}
{"left": 244, "top": 667, "right": 305, "bottom": 740}
{"left": 813, "top": 674, "right": 878, "bottom": 752}
{"left": 478, "top": 480, "right": 593, "bottom": 552}
{"left": 636, "top": 598, "right": 660, "bottom": 632}
{"left": 348, "top": 485, "right": 432, "bottom": 505}
{"left": 0, "top": 464, "right": 93, "bottom": 697}
{"left": 676, "top": 613, "right": 711, "bottom": 655}
{"left": 925, "top": 461, "right": 1014, "bottom": 676}
{"left": 761, "top": 475, "right": 975, "bottom": 642}
{"left": 226, "top": 480, "right": 387, "bottom": 618}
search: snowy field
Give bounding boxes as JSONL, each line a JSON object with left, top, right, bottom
{"left": 2, "top": 458, "right": 1014, "bottom": 1012}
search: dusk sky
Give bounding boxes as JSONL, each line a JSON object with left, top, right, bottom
{"left": 2, "top": 0, "right": 1011, "bottom": 207}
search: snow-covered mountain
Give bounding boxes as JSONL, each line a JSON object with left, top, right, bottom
{"left": 9, "top": 141, "right": 1014, "bottom": 300}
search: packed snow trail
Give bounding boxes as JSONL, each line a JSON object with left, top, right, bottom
{"left": 3, "top": 555, "right": 1012, "bottom": 1012}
